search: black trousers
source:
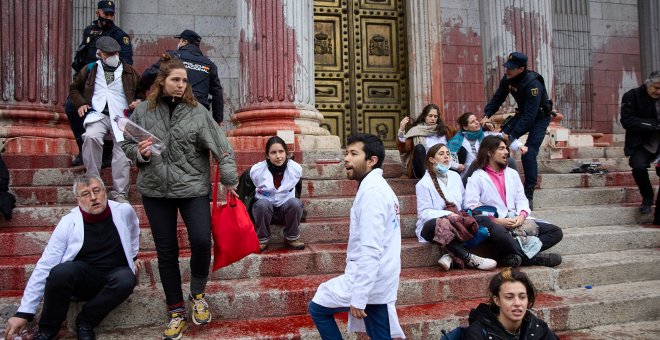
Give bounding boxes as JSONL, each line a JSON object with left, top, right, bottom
{"left": 412, "top": 144, "right": 427, "bottom": 179}
{"left": 141, "top": 195, "right": 212, "bottom": 306}
{"left": 629, "top": 148, "right": 657, "bottom": 203}
{"left": 420, "top": 218, "right": 470, "bottom": 260}
{"left": 475, "top": 215, "right": 563, "bottom": 262}
{"left": 39, "top": 262, "right": 135, "bottom": 333}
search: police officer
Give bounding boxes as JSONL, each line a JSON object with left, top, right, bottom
{"left": 66, "top": 0, "right": 133, "bottom": 166}
{"left": 140, "top": 29, "right": 225, "bottom": 123}
{"left": 482, "top": 52, "right": 553, "bottom": 209}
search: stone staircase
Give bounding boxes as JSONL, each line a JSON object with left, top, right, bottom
{"left": 0, "top": 147, "right": 658, "bottom": 339}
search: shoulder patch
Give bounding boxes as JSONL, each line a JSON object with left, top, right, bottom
{"left": 531, "top": 88, "right": 538, "bottom": 96}
{"left": 123, "top": 36, "right": 130, "bottom": 45}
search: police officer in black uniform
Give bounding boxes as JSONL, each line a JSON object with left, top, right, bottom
{"left": 66, "top": 0, "right": 133, "bottom": 166}
{"left": 140, "top": 29, "right": 225, "bottom": 123}
{"left": 482, "top": 52, "right": 553, "bottom": 209}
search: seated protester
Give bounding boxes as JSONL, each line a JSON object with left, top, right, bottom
{"left": 3, "top": 175, "right": 141, "bottom": 340}
{"left": 397, "top": 103, "right": 454, "bottom": 179}
{"left": 448, "top": 112, "right": 526, "bottom": 185}
{"left": 464, "top": 135, "right": 563, "bottom": 268}
{"left": 69, "top": 36, "right": 145, "bottom": 203}
{"left": 416, "top": 143, "right": 497, "bottom": 271}
{"left": 250, "top": 136, "right": 305, "bottom": 252}
{"left": 464, "top": 267, "right": 558, "bottom": 339}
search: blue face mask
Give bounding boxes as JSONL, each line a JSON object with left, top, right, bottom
{"left": 435, "top": 163, "right": 450, "bottom": 174}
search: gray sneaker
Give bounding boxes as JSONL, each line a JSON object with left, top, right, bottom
{"left": 112, "top": 193, "right": 129, "bottom": 204}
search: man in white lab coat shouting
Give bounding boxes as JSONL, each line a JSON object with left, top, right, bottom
{"left": 309, "top": 133, "right": 405, "bottom": 340}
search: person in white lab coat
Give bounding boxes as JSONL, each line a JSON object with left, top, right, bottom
{"left": 415, "top": 143, "right": 497, "bottom": 271}
{"left": 464, "top": 136, "right": 563, "bottom": 268}
{"left": 308, "top": 133, "right": 405, "bottom": 340}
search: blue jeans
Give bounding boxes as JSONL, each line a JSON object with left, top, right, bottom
{"left": 520, "top": 115, "right": 551, "bottom": 190}
{"left": 308, "top": 301, "right": 392, "bottom": 340}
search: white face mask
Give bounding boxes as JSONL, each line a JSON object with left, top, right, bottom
{"left": 104, "top": 54, "right": 120, "bottom": 68}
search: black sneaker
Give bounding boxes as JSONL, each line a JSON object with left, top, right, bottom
{"left": 639, "top": 199, "right": 653, "bottom": 214}
{"left": 529, "top": 253, "right": 562, "bottom": 267}
{"left": 76, "top": 322, "right": 96, "bottom": 340}
{"left": 72, "top": 154, "right": 83, "bottom": 167}
{"left": 33, "top": 331, "right": 57, "bottom": 340}
{"left": 499, "top": 254, "right": 522, "bottom": 268}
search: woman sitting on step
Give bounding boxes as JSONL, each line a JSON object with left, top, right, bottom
{"left": 246, "top": 136, "right": 305, "bottom": 253}
{"left": 464, "top": 267, "right": 558, "bottom": 339}
{"left": 397, "top": 103, "right": 454, "bottom": 179}
{"left": 447, "top": 112, "right": 526, "bottom": 185}
{"left": 415, "top": 143, "right": 497, "bottom": 271}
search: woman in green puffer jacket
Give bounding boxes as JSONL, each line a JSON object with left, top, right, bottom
{"left": 121, "top": 54, "right": 238, "bottom": 340}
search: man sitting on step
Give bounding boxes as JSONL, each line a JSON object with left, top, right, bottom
{"left": 4, "top": 175, "right": 141, "bottom": 340}
{"left": 69, "top": 36, "right": 145, "bottom": 204}
{"left": 464, "top": 135, "right": 563, "bottom": 268}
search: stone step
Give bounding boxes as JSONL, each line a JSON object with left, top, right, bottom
{"left": 557, "top": 320, "right": 660, "bottom": 339}
{"left": 0, "top": 238, "right": 442, "bottom": 290}
{"left": 556, "top": 225, "right": 660, "bottom": 255}
{"left": 532, "top": 204, "right": 646, "bottom": 228}
{"left": 1, "top": 249, "right": 657, "bottom": 326}
{"left": 536, "top": 157, "right": 630, "bottom": 174}
{"left": 11, "top": 279, "right": 659, "bottom": 338}
{"left": 533, "top": 187, "right": 639, "bottom": 209}
{"left": 536, "top": 170, "right": 657, "bottom": 189}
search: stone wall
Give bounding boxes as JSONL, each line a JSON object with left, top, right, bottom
{"left": 120, "top": 0, "right": 239, "bottom": 126}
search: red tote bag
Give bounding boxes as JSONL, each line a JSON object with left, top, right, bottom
{"left": 211, "top": 165, "right": 260, "bottom": 271}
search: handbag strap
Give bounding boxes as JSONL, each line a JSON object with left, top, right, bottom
{"left": 212, "top": 162, "right": 220, "bottom": 208}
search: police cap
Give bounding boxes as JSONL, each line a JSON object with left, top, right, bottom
{"left": 97, "top": 1, "right": 115, "bottom": 13}
{"left": 96, "top": 36, "right": 121, "bottom": 53}
{"left": 503, "top": 52, "right": 528, "bottom": 69}
{"left": 174, "top": 29, "right": 202, "bottom": 45}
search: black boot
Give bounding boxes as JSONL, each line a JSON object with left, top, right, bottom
{"left": 101, "top": 141, "right": 113, "bottom": 168}
{"left": 72, "top": 138, "right": 84, "bottom": 167}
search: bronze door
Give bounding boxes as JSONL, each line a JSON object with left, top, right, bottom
{"left": 314, "top": 0, "right": 408, "bottom": 148}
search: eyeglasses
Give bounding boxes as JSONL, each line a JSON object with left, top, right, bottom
{"left": 77, "top": 187, "right": 105, "bottom": 199}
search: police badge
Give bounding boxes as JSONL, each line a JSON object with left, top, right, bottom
{"left": 531, "top": 88, "right": 538, "bottom": 96}
{"left": 123, "top": 37, "right": 129, "bottom": 45}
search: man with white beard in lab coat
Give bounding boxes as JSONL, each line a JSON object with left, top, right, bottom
{"left": 308, "top": 133, "right": 405, "bottom": 340}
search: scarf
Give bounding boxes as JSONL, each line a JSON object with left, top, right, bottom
{"left": 404, "top": 124, "right": 438, "bottom": 147}
{"left": 80, "top": 203, "right": 112, "bottom": 223}
{"left": 266, "top": 158, "right": 288, "bottom": 176}
{"left": 447, "top": 129, "right": 484, "bottom": 153}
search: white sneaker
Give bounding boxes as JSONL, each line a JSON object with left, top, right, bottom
{"left": 466, "top": 254, "right": 497, "bottom": 270}
{"left": 438, "top": 254, "right": 452, "bottom": 271}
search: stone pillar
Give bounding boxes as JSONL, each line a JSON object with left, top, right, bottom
{"left": 231, "top": 0, "right": 339, "bottom": 151}
{"left": 638, "top": 0, "right": 660, "bottom": 77}
{"left": 0, "top": 0, "right": 74, "bottom": 154}
{"left": 479, "top": 0, "right": 554, "bottom": 106}
{"left": 405, "top": 0, "right": 444, "bottom": 119}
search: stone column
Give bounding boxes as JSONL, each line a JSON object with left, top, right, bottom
{"left": 231, "top": 0, "right": 339, "bottom": 151}
{"left": 479, "top": 0, "right": 554, "bottom": 106}
{"left": 405, "top": 0, "right": 444, "bottom": 119}
{"left": 0, "top": 0, "right": 74, "bottom": 154}
{"left": 638, "top": 0, "right": 660, "bottom": 77}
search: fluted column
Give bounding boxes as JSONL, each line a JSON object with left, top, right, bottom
{"left": 230, "top": 0, "right": 339, "bottom": 151}
{"left": 405, "top": 0, "right": 444, "bottom": 119}
{"left": 638, "top": 0, "right": 660, "bottom": 77}
{"left": 0, "top": 0, "right": 74, "bottom": 154}
{"left": 479, "top": 0, "right": 554, "bottom": 106}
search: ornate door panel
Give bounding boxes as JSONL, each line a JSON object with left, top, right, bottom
{"left": 314, "top": 0, "right": 407, "bottom": 147}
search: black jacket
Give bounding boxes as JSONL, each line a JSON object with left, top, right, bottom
{"left": 620, "top": 84, "right": 660, "bottom": 156}
{"left": 484, "top": 70, "right": 551, "bottom": 140}
{"left": 140, "top": 44, "right": 224, "bottom": 123}
{"left": 463, "top": 303, "right": 557, "bottom": 340}
{"left": 72, "top": 21, "right": 133, "bottom": 72}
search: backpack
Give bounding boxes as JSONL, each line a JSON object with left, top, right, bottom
{"left": 441, "top": 326, "right": 487, "bottom": 340}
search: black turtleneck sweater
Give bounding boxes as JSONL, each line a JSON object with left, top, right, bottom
{"left": 74, "top": 205, "right": 128, "bottom": 272}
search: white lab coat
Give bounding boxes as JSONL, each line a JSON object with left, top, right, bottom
{"left": 415, "top": 170, "right": 465, "bottom": 243}
{"left": 17, "top": 201, "right": 140, "bottom": 315}
{"left": 250, "top": 160, "right": 302, "bottom": 207}
{"left": 84, "top": 61, "right": 128, "bottom": 142}
{"left": 464, "top": 167, "right": 530, "bottom": 218}
{"left": 311, "top": 169, "right": 405, "bottom": 338}
{"left": 458, "top": 132, "right": 520, "bottom": 179}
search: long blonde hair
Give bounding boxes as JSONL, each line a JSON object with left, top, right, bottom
{"left": 146, "top": 53, "right": 197, "bottom": 110}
